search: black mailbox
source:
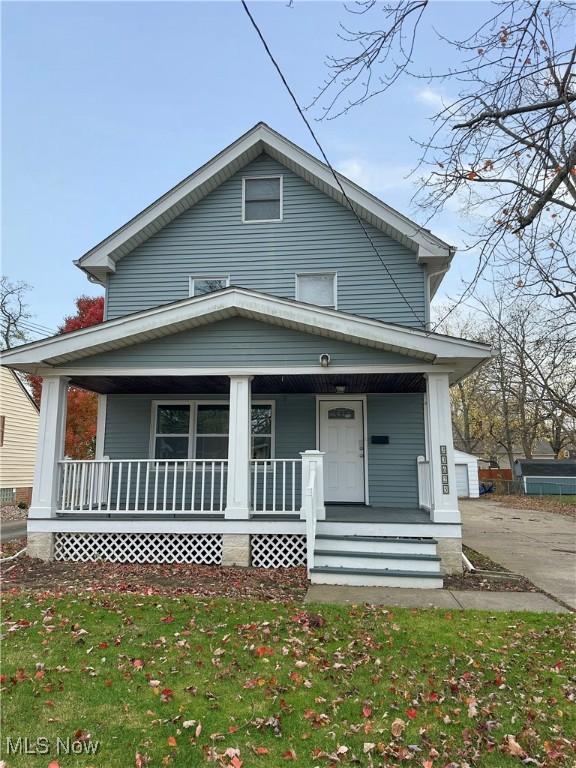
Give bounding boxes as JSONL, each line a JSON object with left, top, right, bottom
{"left": 371, "top": 435, "right": 389, "bottom": 444}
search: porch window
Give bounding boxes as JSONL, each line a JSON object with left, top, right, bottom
{"left": 154, "top": 404, "right": 190, "bottom": 459}
{"left": 189, "top": 276, "right": 230, "bottom": 297}
{"left": 243, "top": 177, "right": 282, "bottom": 222}
{"left": 196, "top": 404, "right": 229, "bottom": 459}
{"left": 152, "top": 402, "right": 274, "bottom": 460}
{"left": 296, "top": 272, "right": 337, "bottom": 309}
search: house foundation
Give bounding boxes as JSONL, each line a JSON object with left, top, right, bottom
{"left": 27, "top": 532, "right": 54, "bottom": 561}
{"left": 221, "top": 534, "right": 251, "bottom": 567}
{"left": 436, "top": 537, "right": 463, "bottom": 574}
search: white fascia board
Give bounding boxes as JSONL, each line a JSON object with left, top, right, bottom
{"left": 77, "top": 123, "right": 453, "bottom": 273}
{"left": 0, "top": 288, "right": 492, "bottom": 369}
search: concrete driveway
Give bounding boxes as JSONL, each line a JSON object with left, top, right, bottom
{"left": 460, "top": 499, "right": 576, "bottom": 609}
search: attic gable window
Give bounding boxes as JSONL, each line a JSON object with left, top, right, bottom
{"left": 296, "top": 272, "right": 337, "bottom": 309}
{"left": 189, "top": 276, "right": 230, "bottom": 297}
{"left": 243, "top": 176, "right": 282, "bottom": 222}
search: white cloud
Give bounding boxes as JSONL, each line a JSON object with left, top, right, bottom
{"left": 415, "top": 87, "right": 447, "bottom": 110}
{"left": 336, "top": 157, "right": 416, "bottom": 196}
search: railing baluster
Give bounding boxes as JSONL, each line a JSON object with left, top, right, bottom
{"left": 86, "top": 462, "right": 94, "bottom": 511}
{"left": 253, "top": 460, "right": 258, "bottom": 513}
{"left": 182, "top": 461, "right": 187, "bottom": 512}
{"left": 125, "top": 462, "right": 132, "bottom": 512}
{"left": 163, "top": 461, "right": 168, "bottom": 511}
{"left": 262, "top": 460, "right": 268, "bottom": 513}
{"left": 282, "top": 461, "right": 286, "bottom": 513}
{"left": 61, "top": 462, "right": 68, "bottom": 510}
{"left": 153, "top": 462, "right": 159, "bottom": 511}
{"left": 97, "top": 461, "right": 103, "bottom": 513}
{"left": 210, "top": 460, "right": 215, "bottom": 512}
{"left": 107, "top": 462, "right": 113, "bottom": 511}
{"left": 191, "top": 459, "right": 197, "bottom": 512}
{"left": 200, "top": 462, "right": 206, "bottom": 513}
{"left": 272, "top": 461, "right": 277, "bottom": 513}
{"left": 144, "top": 462, "right": 150, "bottom": 511}
{"left": 172, "top": 461, "right": 178, "bottom": 512}
{"left": 292, "top": 461, "right": 296, "bottom": 512}
{"left": 135, "top": 461, "right": 141, "bottom": 512}
{"left": 219, "top": 461, "right": 224, "bottom": 512}
{"left": 116, "top": 463, "right": 123, "bottom": 512}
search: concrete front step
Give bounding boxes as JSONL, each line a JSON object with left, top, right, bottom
{"left": 314, "top": 550, "right": 442, "bottom": 573}
{"left": 310, "top": 566, "right": 444, "bottom": 589}
{"left": 315, "top": 534, "right": 437, "bottom": 555}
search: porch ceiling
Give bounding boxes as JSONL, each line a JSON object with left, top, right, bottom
{"left": 69, "top": 372, "right": 425, "bottom": 395}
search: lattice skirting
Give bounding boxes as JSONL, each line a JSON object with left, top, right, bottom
{"left": 250, "top": 534, "right": 306, "bottom": 568}
{"left": 54, "top": 533, "right": 223, "bottom": 565}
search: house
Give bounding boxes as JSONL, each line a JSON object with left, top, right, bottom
{"left": 514, "top": 459, "right": 576, "bottom": 496}
{"left": 1, "top": 123, "right": 492, "bottom": 587}
{"left": 468, "top": 440, "right": 575, "bottom": 469}
{"left": 0, "top": 367, "right": 39, "bottom": 505}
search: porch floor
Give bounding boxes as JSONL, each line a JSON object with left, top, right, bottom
{"left": 325, "top": 505, "right": 430, "bottom": 524}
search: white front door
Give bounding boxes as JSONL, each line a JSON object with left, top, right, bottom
{"left": 319, "top": 400, "right": 365, "bottom": 503}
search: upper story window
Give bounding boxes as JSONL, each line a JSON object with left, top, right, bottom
{"left": 189, "top": 276, "right": 230, "bottom": 297}
{"left": 296, "top": 272, "right": 337, "bottom": 309}
{"left": 243, "top": 176, "right": 282, "bottom": 222}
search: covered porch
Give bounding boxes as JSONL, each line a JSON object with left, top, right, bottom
{"left": 41, "top": 369, "right": 453, "bottom": 525}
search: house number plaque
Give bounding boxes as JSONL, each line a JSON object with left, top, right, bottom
{"left": 440, "top": 445, "right": 450, "bottom": 494}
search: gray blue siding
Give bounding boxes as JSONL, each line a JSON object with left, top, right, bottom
{"left": 104, "top": 393, "right": 425, "bottom": 509}
{"left": 70, "top": 318, "right": 422, "bottom": 369}
{"left": 367, "top": 394, "right": 425, "bottom": 507}
{"left": 106, "top": 154, "right": 426, "bottom": 327}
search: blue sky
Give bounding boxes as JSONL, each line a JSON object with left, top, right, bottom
{"left": 2, "top": 1, "right": 490, "bottom": 334}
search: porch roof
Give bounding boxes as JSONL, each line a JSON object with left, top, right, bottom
{"left": 63, "top": 371, "right": 426, "bottom": 395}
{"left": 1, "top": 287, "right": 492, "bottom": 383}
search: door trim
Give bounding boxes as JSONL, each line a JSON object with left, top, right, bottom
{"left": 315, "top": 395, "right": 370, "bottom": 505}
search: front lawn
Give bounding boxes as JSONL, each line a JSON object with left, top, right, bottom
{"left": 1, "top": 595, "right": 574, "bottom": 767}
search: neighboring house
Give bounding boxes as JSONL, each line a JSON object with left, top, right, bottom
{"left": 468, "top": 440, "right": 574, "bottom": 469}
{"left": 0, "top": 367, "right": 39, "bottom": 505}
{"left": 514, "top": 459, "right": 576, "bottom": 496}
{"left": 2, "top": 123, "right": 492, "bottom": 587}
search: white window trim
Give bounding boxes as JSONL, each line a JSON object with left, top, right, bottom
{"left": 242, "top": 175, "right": 283, "bottom": 223}
{"left": 189, "top": 275, "right": 230, "bottom": 298}
{"left": 295, "top": 271, "right": 338, "bottom": 310}
{"left": 150, "top": 400, "right": 275, "bottom": 460}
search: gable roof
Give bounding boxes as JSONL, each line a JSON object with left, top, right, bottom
{"left": 76, "top": 123, "right": 454, "bottom": 295}
{"left": 1, "top": 287, "right": 490, "bottom": 382}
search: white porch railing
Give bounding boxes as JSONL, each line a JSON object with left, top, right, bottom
{"left": 416, "top": 456, "right": 432, "bottom": 511}
{"left": 302, "top": 462, "right": 318, "bottom": 574}
{"left": 250, "top": 459, "right": 302, "bottom": 514}
{"left": 59, "top": 459, "right": 228, "bottom": 514}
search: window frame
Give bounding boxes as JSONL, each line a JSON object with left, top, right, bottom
{"left": 150, "top": 400, "right": 275, "bottom": 460}
{"left": 295, "top": 271, "right": 338, "bottom": 309}
{"left": 189, "top": 275, "right": 230, "bottom": 298}
{"left": 242, "top": 175, "right": 283, "bottom": 223}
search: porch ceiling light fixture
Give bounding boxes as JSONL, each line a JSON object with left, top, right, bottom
{"left": 319, "top": 353, "right": 331, "bottom": 368}
{"left": 334, "top": 384, "right": 346, "bottom": 393}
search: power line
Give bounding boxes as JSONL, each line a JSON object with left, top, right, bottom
{"left": 240, "top": 0, "right": 426, "bottom": 328}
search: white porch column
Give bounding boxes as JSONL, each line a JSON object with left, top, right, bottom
{"left": 300, "top": 450, "right": 326, "bottom": 521}
{"left": 225, "top": 375, "right": 252, "bottom": 519}
{"left": 29, "top": 375, "right": 69, "bottom": 519}
{"left": 424, "top": 372, "right": 460, "bottom": 523}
